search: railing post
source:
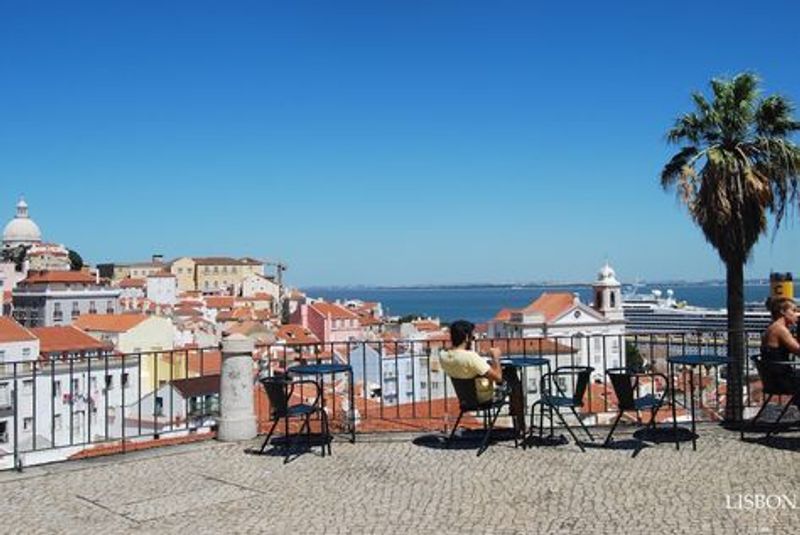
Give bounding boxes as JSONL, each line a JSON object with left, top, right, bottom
{"left": 217, "top": 334, "right": 257, "bottom": 442}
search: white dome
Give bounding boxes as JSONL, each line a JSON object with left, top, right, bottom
{"left": 3, "top": 198, "right": 42, "bottom": 248}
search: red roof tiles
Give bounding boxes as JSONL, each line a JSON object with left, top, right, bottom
{"left": 0, "top": 317, "right": 37, "bottom": 343}
{"left": 31, "top": 326, "right": 109, "bottom": 354}
{"left": 73, "top": 314, "right": 148, "bottom": 333}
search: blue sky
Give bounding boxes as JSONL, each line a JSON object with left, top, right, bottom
{"left": 1, "top": 1, "right": 798, "bottom": 286}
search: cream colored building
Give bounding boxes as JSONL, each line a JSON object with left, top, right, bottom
{"left": 170, "top": 257, "right": 264, "bottom": 294}
{"left": 73, "top": 314, "right": 178, "bottom": 393}
{"left": 170, "top": 257, "right": 196, "bottom": 292}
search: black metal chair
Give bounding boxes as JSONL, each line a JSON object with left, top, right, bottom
{"left": 259, "top": 375, "right": 330, "bottom": 461}
{"left": 447, "top": 377, "right": 516, "bottom": 456}
{"left": 741, "top": 356, "right": 800, "bottom": 440}
{"left": 604, "top": 367, "right": 669, "bottom": 446}
{"left": 529, "top": 366, "right": 595, "bottom": 452}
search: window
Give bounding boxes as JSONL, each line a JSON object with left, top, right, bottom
{"left": 122, "top": 373, "right": 130, "bottom": 388}
{"left": 610, "top": 292, "right": 616, "bottom": 308}
{"left": 0, "top": 383, "right": 9, "bottom": 406}
{"left": 155, "top": 396, "right": 164, "bottom": 416}
{"left": 23, "top": 417, "right": 33, "bottom": 431}
{"left": 71, "top": 378, "right": 80, "bottom": 394}
{"left": 72, "top": 302, "right": 80, "bottom": 319}
{"left": 89, "top": 301, "right": 97, "bottom": 314}
{"left": 0, "top": 421, "right": 7, "bottom": 442}
{"left": 213, "top": 266, "right": 218, "bottom": 274}
{"left": 23, "top": 379, "right": 33, "bottom": 395}
{"left": 22, "top": 348, "right": 31, "bottom": 357}
{"left": 54, "top": 414, "right": 62, "bottom": 430}
{"left": 106, "top": 301, "right": 114, "bottom": 314}
{"left": 0, "top": 350, "right": 5, "bottom": 359}
{"left": 222, "top": 266, "right": 227, "bottom": 273}
{"left": 53, "top": 380, "right": 62, "bottom": 397}
{"left": 105, "top": 375, "right": 114, "bottom": 390}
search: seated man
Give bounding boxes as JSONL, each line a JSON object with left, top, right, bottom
{"left": 439, "top": 320, "right": 525, "bottom": 432}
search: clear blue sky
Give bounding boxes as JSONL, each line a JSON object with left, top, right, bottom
{"left": 1, "top": 1, "right": 798, "bottom": 286}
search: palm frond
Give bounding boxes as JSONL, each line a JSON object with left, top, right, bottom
{"left": 755, "top": 95, "right": 800, "bottom": 137}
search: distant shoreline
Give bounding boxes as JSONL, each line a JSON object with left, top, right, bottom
{"left": 303, "top": 280, "right": 778, "bottom": 291}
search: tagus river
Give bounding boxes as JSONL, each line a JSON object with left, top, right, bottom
{"left": 303, "top": 283, "right": 787, "bottom": 324}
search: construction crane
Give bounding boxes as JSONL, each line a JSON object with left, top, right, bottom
{"left": 263, "top": 259, "right": 287, "bottom": 288}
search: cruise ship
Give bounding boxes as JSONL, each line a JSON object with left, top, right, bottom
{"left": 622, "top": 288, "right": 772, "bottom": 334}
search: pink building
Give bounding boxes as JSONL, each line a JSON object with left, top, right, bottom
{"left": 291, "top": 301, "right": 364, "bottom": 343}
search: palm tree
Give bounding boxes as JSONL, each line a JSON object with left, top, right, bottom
{"left": 661, "top": 73, "right": 800, "bottom": 422}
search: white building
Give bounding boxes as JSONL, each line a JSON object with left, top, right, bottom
{"left": 488, "top": 264, "right": 627, "bottom": 380}
{"left": 2, "top": 198, "right": 42, "bottom": 251}
{"left": 0, "top": 319, "right": 140, "bottom": 468}
{"left": 146, "top": 273, "right": 177, "bottom": 305}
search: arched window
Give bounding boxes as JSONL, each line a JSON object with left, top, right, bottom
{"left": 610, "top": 291, "right": 616, "bottom": 308}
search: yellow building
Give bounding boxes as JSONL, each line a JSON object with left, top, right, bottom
{"left": 170, "top": 257, "right": 197, "bottom": 292}
{"left": 72, "top": 314, "right": 180, "bottom": 393}
{"left": 171, "top": 257, "right": 264, "bottom": 294}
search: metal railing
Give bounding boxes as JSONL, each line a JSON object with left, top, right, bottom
{"left": 0, "top": 330, "right": 770, "bottom": 470}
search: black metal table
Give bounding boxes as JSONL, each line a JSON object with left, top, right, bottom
{"left": 499, "top": 356, "right": 551, "bottom": 437}
{"left": 288, "top": 363, "right": 356, "bottom": 443}
{"left": 667, "top": 354, "right": 731, "bottom": 451}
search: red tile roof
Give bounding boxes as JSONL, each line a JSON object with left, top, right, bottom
{"left": 521, "top": 292, "right": 576, "bottom": 321}
{"left": 73, "top": 314, "right": 148, "bottom": 333}
{"left": 0, "top": 317, "right": 37, "bottom": 343}
{"left": 21, "top": 270, "right": 97, "bottom": 285}
{"left": 171, "top": 374, "right": 220, "bottom": 397}
{"left": 30, "top": 326, "right": 109, "bottom": 354}
{"left": 276, "top": 325, "right": 319, "bottom": 345}
{"left": 120, "top": 278, "right": 146, "bottom": 288}
{"left": 205, "top": 296, "right": 235, "bottom": 309}
{"left": 310, "top": 301, "right": 359, "bottom": 320}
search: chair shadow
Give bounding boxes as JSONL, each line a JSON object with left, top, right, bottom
{"left": 747, "top": 434, "right": 800, "bottom": 452}
{"left": 521, "top": 434, "right": 570, "bottom": 449}
{"left": 412, "top": 428, "right": 519, "bottom": 452}
{"left": 634, "top": 426, "right": 696, "bottom": 444}
{"left": 244, "top": 433, "right": 332, "bottom": 464}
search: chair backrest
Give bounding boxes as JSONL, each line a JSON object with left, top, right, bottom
{"left": 606, "top": 368, "right": 636, "bottom": 411}
{"left": 754, "top": 357, "right": 798, "bottom": 396}
{"left": 450, "top": 377, "right": 481, "bottom": 411}
{"left": 571, "top": 367, "right": 593, "bottom": 405}
{"left": 260, "top": 376, "right": 291, "bottom": 418}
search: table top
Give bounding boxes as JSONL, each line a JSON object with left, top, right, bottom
{"left": 288, "top": 363, "right": 353, "bottom": 375}
{"left": 500, "top": 356, "right": 550, "bottom": 368}
{"left": 667, "top": 354, "right": 732, "bottom": 366}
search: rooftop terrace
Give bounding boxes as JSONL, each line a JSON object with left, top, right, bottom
{"left": 1, "top": 425, "right": 798, "bottom": 533}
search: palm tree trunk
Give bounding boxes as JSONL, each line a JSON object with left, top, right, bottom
{"left": 724, "top": 260, "right": 745, "bottom": 422}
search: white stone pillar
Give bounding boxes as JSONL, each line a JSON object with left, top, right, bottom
{"left": 217, "top": 334, "right": 257, "bottom": 441}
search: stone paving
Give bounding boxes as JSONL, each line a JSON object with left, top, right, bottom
{"left": 1, "top": 425, "right": 799, "bottom": 534}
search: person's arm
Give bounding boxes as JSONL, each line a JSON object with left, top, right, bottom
{"left": 482, "top": 347, "right": 503, "bottom": 384}
{"left": 779, "top": 327, "right": 800, "bottom": 355}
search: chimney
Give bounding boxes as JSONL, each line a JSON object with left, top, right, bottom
{"left": 152, "top": 254, "right": 164, "bottom": 264}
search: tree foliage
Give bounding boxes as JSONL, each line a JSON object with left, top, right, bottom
{"left": 661, "top": 73, "right": 800, "bottom": 421}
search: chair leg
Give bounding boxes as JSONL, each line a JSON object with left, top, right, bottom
{"left": 477, "top": 405, "right": 503, "bottom": 457}
{"left": 741, "top": 395, "right": 772, "bottom": 440}
{"left": 604, "top": 410, "right": 624, "bottom": 447}
{"left": 570, "top": 406, "right": 594, "bottom": 442}
{"left": 259, "top": 419, "right": 280, "bottom": 454}
{"left": 553, "top": 408, "right": 585, "bottom": 452}
{"left": 766, "top": 395, "right": 795, "bottom": 439}
{"left": 447, "top": 411, "right": 464, "bottom": 448}
{"left": 283, "top": 415, "right": 291, "bottom": 464}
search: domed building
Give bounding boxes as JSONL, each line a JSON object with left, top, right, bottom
{"left": 3, "top": 198, "right": 42, "bottom": 250}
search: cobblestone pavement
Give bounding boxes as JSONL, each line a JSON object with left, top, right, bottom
{"left": 1, "top": 426, "right": 799, "bottom": 534}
